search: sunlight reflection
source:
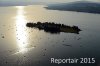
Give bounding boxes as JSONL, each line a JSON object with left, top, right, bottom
{"left": 15, "top": 6, "right": 29, "bottom": 54}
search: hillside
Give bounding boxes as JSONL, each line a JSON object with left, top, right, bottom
{"left": 45, "top": 1, "right": 100, "bottom": 14}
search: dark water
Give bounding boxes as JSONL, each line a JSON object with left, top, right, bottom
{"left": 0, "top": 5, "right": 100, "bottom": 66}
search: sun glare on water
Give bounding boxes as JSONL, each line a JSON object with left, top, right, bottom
{"left": 15, "top": 6, "right": 34, "bottom": 54}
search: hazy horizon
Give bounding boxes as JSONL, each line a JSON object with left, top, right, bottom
{"left": 0, "top": 0, "right": 100, "bottom": 3}
{"left": 0, "top": 0, "right": 100, "bottom": 7}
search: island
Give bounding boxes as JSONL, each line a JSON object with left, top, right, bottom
{"left": 26, "top": 22, "right": 81, "bottom": 34}
{"left": 45, "top": 1, "right": 100, "bottom": 14}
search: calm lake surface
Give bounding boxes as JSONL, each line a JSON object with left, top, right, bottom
{"left": 0, "top": 5, "right": 100, "bottom": 66}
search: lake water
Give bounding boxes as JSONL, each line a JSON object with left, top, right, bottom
{"left": 0, "top": 5, "right": 100, "bottom": 66}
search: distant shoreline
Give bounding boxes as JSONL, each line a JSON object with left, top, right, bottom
{"left": 45, "top": 1, "right": 100, "bottom": 14}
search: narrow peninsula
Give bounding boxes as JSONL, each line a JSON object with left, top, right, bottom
{"left": 45, "top": 1, "right": 100, "bottom": 14}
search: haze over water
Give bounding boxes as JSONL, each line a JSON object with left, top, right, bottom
{"left": 0, "top": 2, "right": 100, "bottom": 66}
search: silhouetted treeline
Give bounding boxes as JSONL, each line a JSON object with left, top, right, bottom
{"left": 26, "top": 22, "right": 81, "bottom": 34}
